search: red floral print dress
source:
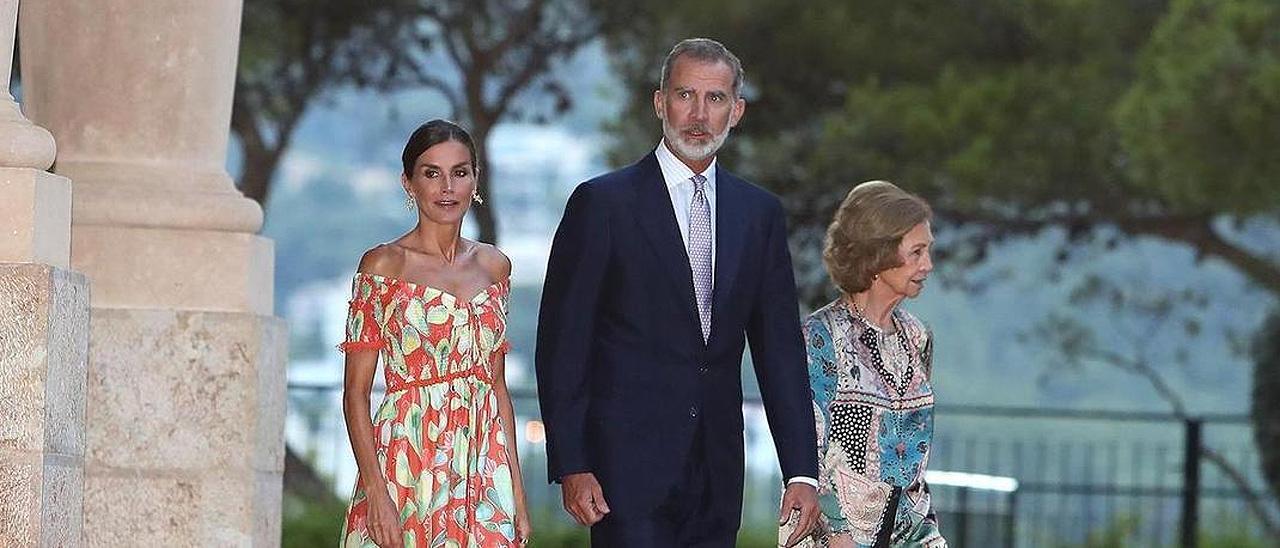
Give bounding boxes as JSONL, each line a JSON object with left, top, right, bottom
{"left": 338, "top": 272, "right": 517, "bottom": 548}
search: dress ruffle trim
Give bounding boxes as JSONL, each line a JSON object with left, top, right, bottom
{"left": 337, "top": 340, "right": 385, "bottom": 353}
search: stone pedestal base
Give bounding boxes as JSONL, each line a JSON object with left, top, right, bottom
{"left": 72, "top": 227, "right": 274, "bottom": 314}
{"left": 0, "top": 264, "right": 91, "bottom": 547}
{"left": 81, "top": 308, "right": 286, "bottom": 546}
{"left": 0, "top": 169, "right": 71, "bottom": 268}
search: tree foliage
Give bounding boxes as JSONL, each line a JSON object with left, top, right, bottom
{"left": 596, "top": 0, "right": 1279, "bottom": 301}
{"left": 595, "top": 0, "right": 1280, "bottom": 500}
{"left": 411, "top": 0, "right": 598, "bottom": 244}
{"left": 234, "top": 0, "right": 424, "bottom": 207}
{"left": 1117, "top": 0, "right": 1280, "bottom": 214}
{"left": 234, "top": 0, "right": 598, "bottom": 245}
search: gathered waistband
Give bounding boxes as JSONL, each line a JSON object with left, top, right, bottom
{"left": 386, "top": 365, "right": 491, "bottom": 393}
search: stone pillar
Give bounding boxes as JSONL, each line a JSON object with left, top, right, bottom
{"left": 19, "top": 1, "right": 286, "bottom": 545}
{"left": 0, "top": 0, "right": 62, "bottom": 267}
{"left": 0, "top": 265, "right": 89, "bottom": 548}
{"left": 0, "top": 1, "right": 90, "bottom": 546}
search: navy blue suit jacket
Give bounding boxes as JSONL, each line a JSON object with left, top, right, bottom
{"left": 535, "top": 151, "right": 818, "bottom": 515}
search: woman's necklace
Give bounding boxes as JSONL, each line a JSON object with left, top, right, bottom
{"left": 849, "top": 299, "right": 913, "bottom": 381}
{"left": 849, "top": 299, "right": 892, "bottom": 331}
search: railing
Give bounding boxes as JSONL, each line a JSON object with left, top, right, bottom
{"left": 286, "top": 383, "right": 1277, "bottom": 547}
{"left": 910, "top": 406, "right": 1272, "bottom": 547}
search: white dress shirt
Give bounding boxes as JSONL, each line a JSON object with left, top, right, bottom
{"left": 655, "top": 139, "right": 717, "bottom": 274}
{"left": 654, "top": 140, "right": 819, "bottom": 490}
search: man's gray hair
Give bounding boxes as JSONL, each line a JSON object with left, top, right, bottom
{"left": 659, "top": 38, "right": 745, "bottom": 99}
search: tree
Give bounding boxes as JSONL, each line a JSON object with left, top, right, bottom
{"left": 235, "top": 1, "right": 429, "bottom": 503}
{"left": 235, "top": 0, "right": 599, "bottom": 245}
{"left": 1255, "top": 312, "right": 1280, "bottom": 497}
{"left": 411, "top": 0, "right": 598, "bottom": 244}
{"left": 1030, "top": 269, "right": 1278, "bottom": 537}
{"left": 595, "top": 0, "right": 1280, "bottom": 494}
{"left": 596, "top": 0, "right": 1278, "bottom": 296}
{"left": 234, "top": 0, "right": 425, "bottom": 208}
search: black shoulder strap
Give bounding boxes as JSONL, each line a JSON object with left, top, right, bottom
{"left": 873, "top": 485, "right": 903, "bottom": 547}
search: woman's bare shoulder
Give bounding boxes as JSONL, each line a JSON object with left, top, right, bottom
{"left": 356, "top": 243, "right": 404, "bottom": 277}
{"left": 470, "top": 241, "right": 512, "bottom": 282}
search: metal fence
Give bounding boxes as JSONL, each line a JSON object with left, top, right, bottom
{"left": 918, "top": 406, "right": 1277, "bottom": 548}
{"left": 286, "top": 384, "right": 1278, "bottom": 547}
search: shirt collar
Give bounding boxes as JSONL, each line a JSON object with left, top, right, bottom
{"left": 655, "top": 139, "right": 716, "bottom": 192}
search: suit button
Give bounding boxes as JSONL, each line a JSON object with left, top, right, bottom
{"left": 689, "top": 406, "right": 698, "bottom": 418}
{"left": 699, "top": 365, "right": 709, "bottom": 375}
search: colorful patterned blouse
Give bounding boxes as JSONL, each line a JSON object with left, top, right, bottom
{"left": 801, "top": 299, "right": 946, "bottom": 547}
{"left": 338, "top": 272, "right": 518, "bottom": 548}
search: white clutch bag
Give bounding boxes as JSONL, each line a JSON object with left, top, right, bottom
{"left": 776, "top": 469, "right": 891, "bottom": 547}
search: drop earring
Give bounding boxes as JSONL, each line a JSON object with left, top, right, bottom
{"left": 405, "top": 194, "right": 416, "bottom": 210}
{"left": 472, "top": 192, "right": 484, "bottom": 205}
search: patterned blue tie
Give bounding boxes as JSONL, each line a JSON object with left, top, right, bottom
{"left": 688, "top": 174, "right": 713, "bottom": 341}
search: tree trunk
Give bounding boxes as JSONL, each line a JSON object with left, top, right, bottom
{"left": 230, "top": 100, "right": 301, "bottom": 214}
{"left": 470, "top": 121, "right": 499, "bottom": 245}
{"left": 1253, "top": 310, "right": 1280, "bottom": 500}
{"left": 1120, "top": 217, "right": 1280, "bottom": 296}
{"left": 284, "top": 444, "right": 340, "bottom": 504}
{"left": 239, "top": 144, "right": 285, "bottom": 209}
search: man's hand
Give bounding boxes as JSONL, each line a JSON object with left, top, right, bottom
{"left": 778, "top": 482, "right": 819, "bottom": 547}
{"left": 561, "top": 472, "right": 611, "bottom": 526}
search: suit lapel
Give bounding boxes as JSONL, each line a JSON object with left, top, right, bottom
{"left": 630, "top": 153, "right": 702, "bottom": 332}
{"left": 710, "top": 172, "right": 745, "bottom": 344}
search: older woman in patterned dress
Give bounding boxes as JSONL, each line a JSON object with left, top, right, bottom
{"left": 797, "top": 181, "right": 946, "bottom": 547}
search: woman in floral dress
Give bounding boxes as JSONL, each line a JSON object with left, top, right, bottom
{"left": 792, "top": 181, "right": 946, "bottom": 547}
{"left": 338, "top": 120, "right": 530, "bottom": 548}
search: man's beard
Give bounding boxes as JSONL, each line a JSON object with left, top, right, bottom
{"left": 662, "top": 117, "right": 731, "bottom": 163}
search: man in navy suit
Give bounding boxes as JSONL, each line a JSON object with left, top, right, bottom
{"left": 535, "top": 38, "right": 819, "bottom": 547}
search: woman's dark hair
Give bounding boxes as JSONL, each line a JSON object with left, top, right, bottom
{"left": 401, "top": 119, "right": 478, "bottom": 177}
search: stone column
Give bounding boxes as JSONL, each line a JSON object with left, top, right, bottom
{"left": 0, "top": 264, "right": 90, "bottom": 548}
{"left": 19, "top": 1, "right": 286, "bottom": 545}
{"left": 0, "top": 0, "right": 90, "bottom": 546}
{"left": 0, "top": 0, "right": 61, "bottom": 266}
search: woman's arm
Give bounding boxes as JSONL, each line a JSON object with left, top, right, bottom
{"left": 342, "top": 347, "right": 401, "bottom": 548}
{"left": 342, "top": 349, "right": 385, "bottom": 497}
{"left": 340, "top": 248, "right": 403, "bottom": 548}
